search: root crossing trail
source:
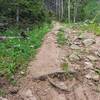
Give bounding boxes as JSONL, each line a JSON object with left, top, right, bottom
{"left": 5, "top": 22, "right": 100, "bottom": 100}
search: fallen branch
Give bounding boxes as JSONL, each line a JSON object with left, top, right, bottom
{"left": 0, "top": 35, "right": 30, "bottom": 39}
{"left": 0, "top": 36, "right": 23, "bottom": 41}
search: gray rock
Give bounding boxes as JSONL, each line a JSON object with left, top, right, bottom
{"left": 20, "top": 71, "right": 25, "bottom": 75}
{"left": 70, "top": 44, "right": 80, "bottom": 50}
{"left": 87, "top": 55, "right": 97, "bottom": 61}
{"left": 85, "top": 70, "right": 99, "bottom": 81}
{"left": 84, "top": 62, "right": 93, "bottom": 69}
{"left": 9, "top": 87, "right": 19, "bottom": 94}
{"left": 68, "top": 63, "right": 80, "bottom": 72}
{"left": 0, "top": 97, "right": 8, "bottom": 100}
{"left": 21, "top": 89, "right": 37, "bottom": 100}
{"left": 74, "top": 40, "right": 82, "bottom": 45}
{"left": 49, "top": 78, "right": 68, "bottom": 91}
{"left": 78, "top": 34, "right": 84, "bottom": 39}
{"left": 25, "top": 89, "right": 33, "bottom": 97}
{"left": 69, "top": 53, "right": 80, "bottom": 61}
{"left": 96, "top": 49, "right": 100, "bottom": 57}
{"left": 83, "top": 38, "right": 95, "bottom": 46}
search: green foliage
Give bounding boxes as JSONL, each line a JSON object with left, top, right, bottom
{"left": 57, "top": 31, "right": 68, "bottom": 45}
{"left": 79, "top": 23, "right": 100, "bottom": 36}
{"left": 0, "top": 23, "right": 51, "bottom": 80}
{"left": 0, "top": 0, "right": 50, "bottom": 25}
{"left": 95, "top": 68, "right": 100, "bottom": 75}
{"left": 84, "top": 0, "right": 100, "bottom": 23}
{"left": 0, "top": 89, "right": 6, "bottom": 97}
{"left": 61, "top": 63, "right": 68, "bottom": 73}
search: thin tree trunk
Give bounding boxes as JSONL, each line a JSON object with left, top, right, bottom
{"left": 59, "top": 0, "right": 61, "bottom": 20}
{"left": 61, "top": 0, "right": 64, "bottom": 20}
{"left": 56, "top": 0, "right": 58, "bottom": 15}
{"left": 73, "top": 0, "right": 78, "bottom": 23}
{"left": 16, "top": 5, "right": 19, "bottom": 23}
{"left": 68, "top": 0, "right": 71, "bottom": 23}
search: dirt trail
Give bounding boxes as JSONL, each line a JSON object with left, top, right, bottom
{"left": 7, "top": 22, "right": 66, "bottom": 100}
{"left": 5, "top": 22, "right": 100, "bottom": 100}
{"left": 28, "top": 23, "right": 62, "bottom": 78}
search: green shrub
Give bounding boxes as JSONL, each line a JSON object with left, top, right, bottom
{"left": 80, "top": 23, "right": 100, "bottom": 36}
{"left": 57, "top": 32, "right": 68, "bottom": 45}
{"left": 84, "top": 0, "right": 100, "bottom": 23}
{"left": 0, "top": 23, "right": 51, "bottom": 80}
{"left": 72, "top": 22, "right": 100, "bottom": 36}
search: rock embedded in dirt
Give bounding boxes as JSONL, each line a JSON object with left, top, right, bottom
{"left": 25, "top": 89, "right": 33, "bottom": 97}
{"left": 87, "top": 55, "right": 97, "bottom": 61}
{"left": 84, "top": 62, "right": 93, "bottom": 69}
{"left": 78, "top": 34, "right": 84, "bottom": 39}
{"left": 20, "top": 71, "right": 25, "bottom": 75}
{"left": 70, "top": 44, "right": 80, "bottom": 50}
{"left": 68, "top": 62, "right": 81, "bottom": 72}
{"left": 9, "top": 87, "right": 19, "bottom": 94}
{"left": 0, "top": 97, "right": 8, "bottom": 100}
{"left": 21, "top": 89, "right": 37, "bottom": 100}
{"left": 85, "top": 70, "right": 99, "bottom": 81}
{"left": 69, "top": 53, "right": 80, "bottom": 61}
{"left": 95, "top": 49, "right": 100, "bottom": 57}
{"left": 48, "top": 78, "right": 69, "bottom": 91}
{"left": 68, "top": 66, "right": 76, "bottom": 73}
{"left": 83, "top": 38, "right": 95, "bottom": 46}
{"left": 73, "top": 40, "right": 82, "bottom": 46}
{"left": 96, "top": 84, "right": 100, "bottom": 92}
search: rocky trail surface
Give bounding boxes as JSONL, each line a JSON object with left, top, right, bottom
{"left": 1, "top": 23, "right": 100, "bottom": 100}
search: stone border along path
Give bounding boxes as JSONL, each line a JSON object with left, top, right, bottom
{"left": 1, "top": 22, "right": 100, "bottom": 100}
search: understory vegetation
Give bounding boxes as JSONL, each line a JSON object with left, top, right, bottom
{"left": 78, "top": 23, "right": 100, "bottom": 36}
{"left": 57, "top": 31, "right": 67, "bottom": 46}
{"left": 71, "top": 22, "right": 100, "bottom": 36}
{"left": 0, "top": 23, "right": 51, "bottom": 80}
{"left": 0, "top": 0, "right": 51, "bottom": 81}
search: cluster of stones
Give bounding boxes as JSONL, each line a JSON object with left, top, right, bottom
{"left": 61, "top": 30, "right": 100, "bottom": 82}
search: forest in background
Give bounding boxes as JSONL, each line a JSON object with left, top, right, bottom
{"left": 44, "top": 0, "right": 100, "bottom": 23}
{"left": 0, "top": 0, "right": 100, "bottom": 27}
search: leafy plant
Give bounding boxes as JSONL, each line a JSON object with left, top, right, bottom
{"left": 72, "top": 22, "right": 100, "bottom": 36}
{"left": 61, "top": 63, "right": 69, "bottom": 73}
{"left": 0, "top": 89, "right": 6, "bottom": 97}
{"left": 0, "top": 23, "right": 51, "bottom": 80}
{"left": 57, "top": 32, "right": 68, "bottom": 46}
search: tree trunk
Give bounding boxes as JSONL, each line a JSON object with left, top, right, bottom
{"left": 68, "top": 0, "right": 71, "bottom": 23}
{"left": 61, "top": 0, "right": 64, "bottom": 20}
{"left": 16, "top": 5, "right": 19, "bottom": 23}
{"left": 56, "top": 0, "right": 58, "bottom": 15}
{"left": 58, "top": 0, "right": 61, "bottom": 20}
{"left": 73, "top": 0, "right": 78, "bottom": 23}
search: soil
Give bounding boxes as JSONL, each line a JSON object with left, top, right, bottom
{"left": 1, "top": 22, "right": 100, "bottom": 100}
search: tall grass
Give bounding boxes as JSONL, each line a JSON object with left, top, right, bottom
{"left": 80, "top": 23, "right": 100, "bottom": 36}
{"left": 72, "top": 22, "right": 100, "bottom": 36}
{"left": 0, "top": 23, "right": 51, "bottom": 80}
{"left": 57, "top": 31, "right": 69, "bottom": 46}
